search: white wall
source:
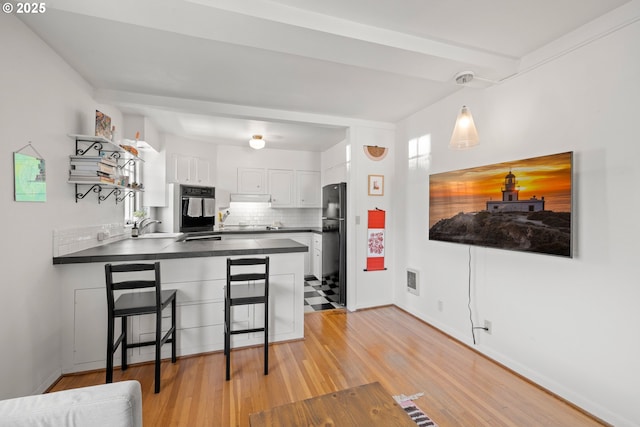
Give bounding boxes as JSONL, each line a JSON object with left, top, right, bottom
{"left": 0, "top": 15, "right": 125, "bottom": 398}
{"left": 392, "top": 19, "right": 640, "bottom": 427}
{"left": 320, "top": 128, "right": 398, "bottom": 310}
{"left": 343, "top": 126, "right": 396, "bottom": 310}
{"left": 320, "top": 138, "right": 349, "bottom": 186}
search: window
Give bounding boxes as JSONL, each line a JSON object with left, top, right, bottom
{"left": 408, "top": 134, "right": 431, "bottom": 170}
{"left": 123, "top": 161, "right": 141, "bottom": 225}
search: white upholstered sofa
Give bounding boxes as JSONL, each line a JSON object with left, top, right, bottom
{"left": 0, "top": 380, "right": 142, "bottom": 427}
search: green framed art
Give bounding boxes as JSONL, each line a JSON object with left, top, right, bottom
{"left": 14, "top": 152, "right": 46, "bottom": 202}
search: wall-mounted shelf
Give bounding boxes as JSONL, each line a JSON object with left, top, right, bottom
{"left": 69, "top": 182, "right": 143, "bottom": 204}
{"left": 68, "top": 134, "right": 145, "bottom": 162}
{"left": 69, "top": 134, "right": 144, "bottom": 204}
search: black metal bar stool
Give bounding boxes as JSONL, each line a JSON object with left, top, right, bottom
{"left": 105, "top": 262, "right": 177, "bottom": 393}
{"left": 224, "top": 257, "right": 270, "bottom": 380}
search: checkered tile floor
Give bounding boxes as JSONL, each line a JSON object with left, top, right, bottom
{"left": 304, "top": 275, "right": 343, "bottom": 313}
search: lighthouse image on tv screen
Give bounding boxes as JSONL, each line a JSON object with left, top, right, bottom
{"left": 429, "top": 151, "right": 572, "bottom": 257}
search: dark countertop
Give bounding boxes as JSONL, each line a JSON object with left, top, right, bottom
{"left": 53, "top": 237, "right": 308, "bottom": 265}
{"left": 212, "top": 226, "right": 322, "bottom": 235}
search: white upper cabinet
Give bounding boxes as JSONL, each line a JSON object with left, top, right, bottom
{"left": 237, "top": 167, "right": 266, "bottom": 193}
{"left": 142, "top": 149, "right": 167, "bottom": 207}
{"left": 170, "top": 154, "right": 211, "bottom": 186}
{"left": 173, "top": 154, "right": 191, "bottom": 183}
{"left": 236, "top": 167, "right": 321, "bottom": 208}
{"left": 268, "top": 169, "right": 294, "bottom": 207}
{"left": 195, "top": 157, "right": 210, "bottom": 185}
{"left": 296, "top": 170, "right": 321, "bottom": 208}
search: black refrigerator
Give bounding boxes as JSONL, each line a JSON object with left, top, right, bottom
{"left": 322, "top": 183, "right": 347, "bottom": 306}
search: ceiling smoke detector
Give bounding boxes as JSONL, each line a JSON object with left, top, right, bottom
{"left": 454, "top": 71, "right": 475, "bottom": 85}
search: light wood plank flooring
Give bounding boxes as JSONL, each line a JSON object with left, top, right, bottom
{"left": 49, "top": 306, "right": 607, "bottom": 426}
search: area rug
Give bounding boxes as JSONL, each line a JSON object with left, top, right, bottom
{"left": 393, "top": 392, "right": 438, "bottom": 427}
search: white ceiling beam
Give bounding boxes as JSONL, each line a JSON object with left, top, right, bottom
{"left": 94, "top": 89, "right": 396, "bottom": 130}
{"left": 519, "top": 0, "right": 640, "bottom": 74}
{"left": 46, "top": 0, "right": 517, "bottom": 82}
{"left": 185, "top": 0, "right": 518, "bottom": 72}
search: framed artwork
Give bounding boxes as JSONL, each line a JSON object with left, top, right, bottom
{"left": 95, "top": 110, "right": 112, "bottom": 140}
{"left": 429, "top": 151, "right": 573, "bottom": 257}
{"left": 368, "top": 174, "right": 384, "bottom": 196}
{"left": 14, "top": 152, "right": 46, "bottom": 202}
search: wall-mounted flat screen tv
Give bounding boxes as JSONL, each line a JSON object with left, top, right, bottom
{"left": 429, "top": 151, "right": 573, "bottom": 257}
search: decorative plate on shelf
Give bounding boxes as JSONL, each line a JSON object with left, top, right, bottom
{"left": 119, "top": 144, "right": 139, "bottom": 157}
{"left": 363, "top": 145, "right": 388, "bottom": 161}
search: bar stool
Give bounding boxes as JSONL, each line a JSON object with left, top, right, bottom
{"left": 105, "top": 262, "right": 177, "bottom": 393}
{"left": 224, "top": 257, "right": 270, "bottom": 381}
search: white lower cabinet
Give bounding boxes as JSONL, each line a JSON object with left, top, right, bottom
{"left": 63, "top": 253, "right": 304, "bottom": 373}
{"left": 221, "top": 233, "right": 312, "bottom": 276}
{"left": 312, "top": 233, "right": 322, "bottom": 280}
{"left": 290, "top": 234, "right": 311, "bottom": 276}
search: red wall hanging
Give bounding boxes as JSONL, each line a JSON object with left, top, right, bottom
{"left": 365, "top": 209, "right": 386, "bottom": 271}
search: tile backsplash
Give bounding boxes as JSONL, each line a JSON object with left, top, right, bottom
{"left": 53, "top": 206, "right": 320, "bottom": 256}
{"left": 53, "top": 223, "right": 128, "bottom": 257}
{"left": 221, "top": 204, "right": 321, "bottom": 228}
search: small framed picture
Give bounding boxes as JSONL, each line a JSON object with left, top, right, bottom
{"left": 368, "top": 174, "right": 384, "bottom": 196}
{"left": 95, "top": 110, "right": 112, "bottom": 140}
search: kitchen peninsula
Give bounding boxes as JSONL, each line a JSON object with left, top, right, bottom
{"left": 53, "top": 236, "right": 307, "bottom": 374}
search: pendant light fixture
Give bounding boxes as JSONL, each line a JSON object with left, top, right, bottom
{"left": 249, "top": 135, "right": 265, "bottom": 150}
{"left": 449, "top": 105, "right": 479, "bottom": 150}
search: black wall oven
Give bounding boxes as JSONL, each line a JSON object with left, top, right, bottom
{"left": 179, "top": 185, "right": 216, "bottom": 232}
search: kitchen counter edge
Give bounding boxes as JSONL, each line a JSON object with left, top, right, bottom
{"left": 53, "top": 238, "right": 308, "bottom": 265}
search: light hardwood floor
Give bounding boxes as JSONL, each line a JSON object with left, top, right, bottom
{"left": 49, "top": 306, "right": 607, "bottom": 426}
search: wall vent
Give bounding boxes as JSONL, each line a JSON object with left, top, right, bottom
{"left": 407, "top": 268, "right": 419, "bottom": 295}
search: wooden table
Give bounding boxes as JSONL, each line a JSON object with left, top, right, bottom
{"left": 249, "top": 381, "right": 416, "bottom": 426}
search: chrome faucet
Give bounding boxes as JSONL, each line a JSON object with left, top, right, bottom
{"left": 138, "top": 219, "right": 162, "bottom": 234}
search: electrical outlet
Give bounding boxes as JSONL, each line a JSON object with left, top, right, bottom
{"left": 484, "top": 320, "right": 492, "bottom": 334}
{"left": 437, "top": 300, "right": 444, "bottom": 312}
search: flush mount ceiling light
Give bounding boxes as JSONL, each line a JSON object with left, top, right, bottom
{"left": 449, "top": 105, "right": 479, "bottom": 150}
{"left": 249, "top": 134, "right": 265, "bottom": 150}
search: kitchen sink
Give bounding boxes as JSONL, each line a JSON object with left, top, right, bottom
{"left": 137, "top": 232, "right": 184, "bottom": 239}
{"left": 217, "top": 225, "right": 266, "bottom": 231}
{"left": 176, "top": 232, "right": 222, "bottom": 242}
